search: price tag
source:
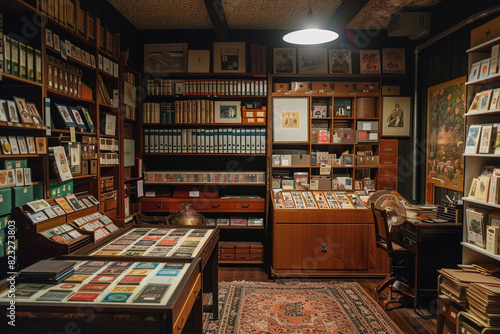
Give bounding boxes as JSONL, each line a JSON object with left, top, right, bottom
{"left": 189, "top": 191, "right": 200, "bottom": 197}
{"left": 70, "top": 127, "right": 76, "bottom": 142}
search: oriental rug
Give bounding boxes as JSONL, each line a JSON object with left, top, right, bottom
{"left": 203, "top": 281, "right": 403, "bottom": 334}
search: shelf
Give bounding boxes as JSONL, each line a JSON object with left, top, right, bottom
{"left": 47, "top": 89, "right": 94, "bottom": 103}
{"left": 98, "top": 102, "right": 118, "bottom": 109}
{"left": 51, "top": 129, "right": 97, "bottom": 136}
{"left": 45, "top": 16, "right": 96, "bottom": 51}
{"left": 124, "top": 177, "right": 142, "bottom": 183}
{"left": 98, "top": 69, "right": 119, "bottom": 80}
{"left": 467, "top": 36, "right": 500, "bottom": 53}
{"left": 99, "top": 134, "right": 118, "bottom": 138}
{"left": 462, "top": 196, "right": 500, "bottom": 209}
{"left": 100, "top": 164, "right": 119, "bottom": 168}
{"left": 143, "top": 153, "right": 266, "bottom": 157}
{"left": 461, "top": 241, "right": 500, "bottom": 261}
{"left": 124, "top": 118, "right": 140, "bottom": 124}
{"left": 143, "top": 122, "right": 266, "bottom": 128}
{"left": 0, "top": 73, "right": 43, "bottom": 87}
{"left": 48, "top": 174, "right": 97, "bottom": 183}
{"left": 46, "top": 47, "right": 96, "bottom": 71}
{"left": 219, "top": 260, "right": 264, "bottom": 265}
{"left": 144, "top": 182, "right": 265, "bottom": 186}
{"left": 142, "top": 72, "right": 267, "bottom": 78}
{"left": 272, "top": 92, "right": 380, "bottom": 98}
{"left": 466, "top": 73, "right": 500, "bottom": 86}
{"left": 217, "top": 226, "right": 265, "bottom": 230}
{"left": 0, "top": 154, "right": 43, "bottom": 158}
{"left": 0, "top": 122, "right": 47, "bottom": 131}
{"left": 463, "top": 153, "right": 500, "bottom": 158}
{"left": 464, "top": 109, "right": 500, "bottom": 117}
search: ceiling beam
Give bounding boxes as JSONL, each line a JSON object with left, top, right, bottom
{"left": 204, "top": 0, "right": 229, "bottom": 41}
{"left": 325, "top": 0, "right": 370, "bottom": 31}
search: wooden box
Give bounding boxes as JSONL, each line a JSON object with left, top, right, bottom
{"left": 100, "top": 190, "right": 117, "bottom": 211}
{"left": 356, "top": 97, "right": 376, "bottom": 118}
{"left": 90, "top": 159, "right": 98, "bottom": 174}
{"left": 382, "top": 85, "right": 400, "bottom": 95}
{"left": 273, "top": 83, "right": 290, "bottom": 92}
{"left": 471, "top": 16, "right": 500, "bottom": 48}
{"left": 291, "top": 154, "right": 310, "bottom": 166}
{"left": 100, "top": 176, "right": 114, "bottom": 192}
{"left": 291, "top": 81, "right": 311, "bottom": 92}
{"left": 311, "top": 81, "right": 333, "bottom": 92}
{"left": 355, "top": 155, "right": 379, "bottom": 166}
{"left": 310, "top": 175, "right": 332, "bottom": 190}
{"left": 334, "top": 82, "right": 355, "bottom": 93}
{"left": 356, "top": 82, "right": 379, "bottom": 93}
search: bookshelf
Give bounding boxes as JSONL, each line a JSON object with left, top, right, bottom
{"left": 140, "top": 72, "right": 268, "bottom": 265}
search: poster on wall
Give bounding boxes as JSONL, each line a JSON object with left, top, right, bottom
{"left": 426, "top": 76, "right": 466, "bottom": 192}
{"left": 143, "top": 43, "right": 188, "bottom": 73}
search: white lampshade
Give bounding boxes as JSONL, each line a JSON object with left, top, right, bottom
{"left": 283, "top": 28, "right": 339, "bottom": 45}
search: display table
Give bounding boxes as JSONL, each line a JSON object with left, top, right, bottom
{"left": 69, "top": 224, "right": 220, "bottom": 319}
{"left": 0, "top": 257, "right": 202, "bottom": 334}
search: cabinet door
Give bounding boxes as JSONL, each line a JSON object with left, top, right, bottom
{"left": 273, "top": 224, "right": 369, "bottom": 270}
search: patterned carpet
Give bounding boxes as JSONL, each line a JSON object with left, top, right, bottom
{"left": 203, "top": 281, "right": 403, "bottom": 333}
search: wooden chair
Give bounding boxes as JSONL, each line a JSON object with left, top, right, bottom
{"left": 371, "top": 203, "right": 415, "bottom": 310}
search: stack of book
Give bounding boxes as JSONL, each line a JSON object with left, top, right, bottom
{"left": 98, "top": 75, "right": 112, "bottom": 105}
{"left": 19, "top": 259, "right": 76, "bottom": 284}
{"left": 467, "top": 282, "right": 500, "bottom": 326}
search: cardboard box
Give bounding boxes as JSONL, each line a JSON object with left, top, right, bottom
{"left": 382, "top": 85, "right": 400, "bottom": 95}
{"left": 12, "top": 186, "right": 33, "bottom": 207}
{"left": 356, "top": 97, "right": 377, "bottom": 118}
{"left": 291, "top": 154, "right": 310, "bottom": 166}
{"left": 357, "top": 120, "right": 379, "bottom": 131}
{"left": 356, "top": 155, "right": 379, "bottom": 166}
{"left": 311, "top": 81, "right": 333, "bottom": 92}
{"left": 291, "top": 81, "right": 311, "bottom": 92}
{"left": 273, "top": 83, "right": 290, "bottom": 92}
{"left": 0, "top": 189, "right": 12, "bottom": 216}
{"left": 310, "top": 175, "right": 332, "bottom": 190}
{"left": 90, "top": 159, "right": 98, "bottom": 174}
{"left": 242, "top": 117, "right": 265, "bottom": 124}
{"left": 334, "top": 82, "right": 355, "bottom": 93}
{"left": 4, "top": 159, "right": 28, "bottom": 170}
{"left": 356, "top": 82, "right": 379, "bottom": 93}
{"left": 101, "top": 190, "right": 117, "bottom": 211}
{"left": 0, "top": 215, "right": 10, "bottom": 229}
{"left": 81, "top": 160, "right": 89, "bottom": 175}
{"left": 471, "top": 16, "right": 500, "bottom": 48}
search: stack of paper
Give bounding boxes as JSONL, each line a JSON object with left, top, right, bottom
{"left": 467, "top": 282, "right": 500, "bottom": 326}
{"left": 19, "top": 259, "right": 76, "bottom": 284}
{"left": 405, "top": 203, "right": 438, "bottom": 220}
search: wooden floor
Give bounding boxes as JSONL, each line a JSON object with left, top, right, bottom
{"left": 219, "top": 266, "right": 437, "bottom": 334}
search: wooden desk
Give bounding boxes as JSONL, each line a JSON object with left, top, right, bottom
{"left": 391, "top": 220, "right": 462, "bottom": 311}
{"left": 0, "top": 257, "right": 202, "bottom": 334}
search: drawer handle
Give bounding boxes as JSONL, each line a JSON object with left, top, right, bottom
{"left": 321, "top": 243, "right": 327, "bottom": 253}
{"left": 241, "top": 204, "right": 250, "bottom": 208}
{"left": 155, "top": 198, "right": 164, "bottom": 208}
{"left": 211, "top": 204, "right": 220, "bottom": 208}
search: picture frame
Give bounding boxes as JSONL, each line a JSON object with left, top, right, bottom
{"left": 479, "top": 58, "right": 490, "bottom": 80}
{"left": 476, "top": 176, "right": 490, "bottom": 202}
{"left": 14, "top": 96, "right": 33, "bottom": 124}
{"left": 214, "top": 101, "right": 242, "bottom": 124}
{"left": 382, "top": 48, "right": 405, "bottom": 74}
{"left": 45, "top": 28, "right": 54, "bottom": 48}
{"left": 77, "top": 105, "right": 95, "bottom": 131}
{"left": 143, "top": 43, "right": 188, "bottom": 73}
{"left": 15, "top": 168, "right": 24, "bottom": 186}
{"left": 298, "top": 48, "right": 327, "bottom": 74}
{"left": 8, "top": 136, "right": 20, "bottom": 154}
{"left": 53, "top": 33, "right": 60, "bottom": 52}
{"left": 0, "top": 136, "right": 11, "bottom": 154}
{"left": 479, "top": 125, "right": 493, "bottom": 153}
{"left": 35, "top": 137, "right": 47, "bottom": 154}
{"left": 24, "top": 168, "right": 31, "bottom": 186}
{"left": 360, "top": 49, "right": 381, "bottom": 74}
{"left": 273, "top": 48, "right": 296, "bottom": 74}
{"left": 213, "top": 41, "right": 246, "bottom": 73}
{"left": 26, "top": 199, "right": 50, "bottom": 212}
{"left": 17, "top": 136, "right": 28, "bottom": 154}
{"left": 6, "top": 100, "right": 19, "bottom": 123}
{"left": 490, "top": 88, "right": 500, "bottom": 110}
{"left": 467, "top": 208, "right": 486, "bottom": 247}
{"left": 381, "top": 96, "right": 411, "bottom": 137}
{"left": 26, "top": 137, "right": 36, "bottom": 154}
{"left": 469, "top": 178, "right": 478, "bottom": 198}
{"left": 54, "top": 103, "right": 76, "bottom": 128}
{"left": 187, "top": 50, "right": 210, "bottom": 73}
{"left": 328, "top": 49, "right": 351, "bottom": 74}
{"left": 69, "top": 106, "right": 87, "bottom": 130}
{"left": 26, "top": 102, "right": 43, "bottom": 125}
{"left": 0, "top": 100, "right": 8, "bottom": 122}
{"left": 273, "top": 97, "right": 309, "bottom": 143}
{"left": 51, "top": 204, "right": 66, "bottom": 216}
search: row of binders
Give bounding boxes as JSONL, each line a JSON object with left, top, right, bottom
{"left": 143, "top": 128, "right": 266, "bottom": 154}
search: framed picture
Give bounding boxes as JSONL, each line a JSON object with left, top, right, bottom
{"left": 360, "top": 50, "right": 381, "bottom": 74}
{"left": 490, "top": 88, "right": 500, "bottom": 110}
{"left": 328, "top": 49, "right": 351, "bottom": 74}
{"left": 69, "top": 106, "right": 86, "bottom": 130}
{"left": 26, "top": 102, "right": 43, "bottom": 125}
{"left": 468, "top": 92, "right": 482, "bottom": 113}
{"left": 14, "top": 96, "right": 33, "bottom": 124}
{"left": 35, "top": 137, "right": 47, "bottom": 154}
{"left": 143, "top": 43, "right": 188, "bottom": 73}
{"left": 8, "top": 136, "right": 20, "bottom": 154}
{"left": 298, "top": 48, "right": 327, "bottom": 74}
{"left": 273, "top": 48, "right": 296, "bottom": 74}
{"left": 479, "top": 89, "right": 493, "bottom": 111}
{"left": 479, "top": 58, "right": 490, "bottom": 80}
{"left": 0, "top": 136, "right": 11, "bottom": 154}
{"left": 45, "top": 28, "right": 54, "bottom": 48}
{"left": 213, "top": 42, "right": 246, "bottom": 73}
{"left": 426, "top": 77, "right": 466, "bottom": 192}
{"left": 26, "top": 137, "right": 36, "bottom": 154}
{"left": 214, "top": 101, "right": 242, "bottom": 124}
{"left": 382, "top": 48, "right": 405, "bottom": 74}
{"left": 381, "top": 96, "right": 411, "bottom": 137}
{"left": 479, "top": 125, "right": 493, "bottom": 154}
{"left": 0, "top": 100, "right": 8, "bottom": 122}
{"left": 54, "top": 103, "right": 76, "bottom": 128}
{"left": 467, "top": 208, "right": 485, "bottom": 246}
{"left": 53, "top": 33, "right": 60, "bottom": 52}
{"left": 17, "top": 136, "right": 28, "bottom": 154}
{"left": 15, "top": 168, "right": 24, "bottom": 186}
{"left": 51, "top": 204, "right": 66, "bottom": 216}
{"left": 464, "top": 125, "right": 482, "bottom": 154}
{"left": 187, "top": 50, "right": 210, "bottom": 73}
{"left": 273, "top": 97, "right": 309, "bottom": 143}
{"left": 6, "top": 100, "right": 19, "bottom": 123}
{"left": 77, "top": 106, "right": 95, "bottom": 131}
{"left": 476, "top": 176, "right": 490, "bottom": 202}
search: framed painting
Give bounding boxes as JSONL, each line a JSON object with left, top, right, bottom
{"left": 213, "top": 42, "right": 246, "bottom": 73}
{"left": 382, "top": 48, "right": 405, "bottom": 74}
{"left": 426, "top": 76, "right": 466, "bottom": 192}
{"left": 273, "top": 48, "right": 296, "bottom": 74}
{"left": 298, "top": 48, "right": 327, "bottom": 74}
{"left": 214, "top": 101, "right": 242, "bottom": 123}
{"left": 382, "top": 96, "right": 411, "bottom": 137}
{"left": 143, "top": 43, "right": 188, "bottom": 73}
{"left": 273, "top": 97, "right": 309, "bottom": 143}
{"left": 328, "top": 49, "right": 352, "bottom": 74}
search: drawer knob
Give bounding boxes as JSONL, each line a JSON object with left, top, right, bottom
{"left": 321, "top": 243, "right": 327, "bottom": 252}
{"left": 242, "top": 204, "right": 250, "bottom": 208}
{"left": 211, "top": 204, "right": 220, "bottom": 208}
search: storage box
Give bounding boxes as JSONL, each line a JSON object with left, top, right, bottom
{"left": 311, "top": 81, "right": 333, "bottom": 92}
{"left": 291, "top": 81, "right": 311, "bottom": 92}
{"left": 334, "top": 82, "right": 355, "bottom": 93}
{"left": 100, "top": 176, "right": 114, "bottom": 192}
{"left": 355, "top": 155, "right": 379, "bottom": 166}
{"left": 101, "top": 190, "right": 117, "bottom": 211}
{"left": 0, "top": 189, "right": 12, "bottom": 216}
{"left": 356, "top": 82, "right": 379, "bottom": 93}
{"left": 32, "top": 183, "right": 44, "bottom": 200}
{"left": 273, "top": 83, "right": 290, "bottom": 92}
{"left": 12, "top": 186, "right": 33, "bottom": 207}
{"left": 0, "top": 215, "right": 10, "bottom": 229}
{"left": 291, "top": 154, "right": 310, "bottom": 166}
{"left": 310, "top": 175, "right": 332, "bottom": 190}
{"left": 81, "top": 160, "right": 89, "bottom": 175}
{"left": 470, "top": 16, "right": 500, "bottom": 48}
{"left": 356, "top": 130, "right": 379, "bottom": 142}
{"left": 357, "top": 120, "right": 379, "bottom": 131}
{"left": 4, "top": 159, "right": 28, "bottom": 170}
{"left": 356, "top": 97, "right": 377, "bottom": 118}
{"left": 382, "top": 85, "right": 400, "bottom": 95}
{"left": 90, "top": 159, "right": 98, "bottom": 174}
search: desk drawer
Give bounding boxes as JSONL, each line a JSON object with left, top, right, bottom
{"left": 380, "top": 153, "right": 398, "bottom": 166}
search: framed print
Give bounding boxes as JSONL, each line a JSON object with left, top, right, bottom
{"left": 273, "top": 97, "right": 309, "bottom": 142}
{"left": 14, "top": 96, "right": 33, "bottom": 124}
{"left": 479, "top": 125, "right": 493, "bottom": 153}
{"left": 0, "top": 100, "right": 8, "bottom": 122}
{"left": 187, "top": 50, "right": 210, "bottom": 73}
{"left": 468, "top": 178, "right": 478, "bottom": 198}
{"left": 469, "top": 61, "right": 482, "bottom": 82}
{"left": 69, "top": 106, "right": 86, "bottom": 130}
{"left": 26, "top": 137, "right": 36, "bottom": 154}
{"left": 360, "top": 50, "right": 381, "bottom": 74}
{"left": 464, "top": 125, "right": 482, "bottom": 154}
{"left": 6, "top": 100, "right": 19, "bottom": 123}
{"left": 17, "top": 136, "right": 28, "bottom": 154}
{"left": 328, "top": 49, "right": 351, "bottom": 74}
{"left": 77, "top": 105, "right": 95, "bottom": 131}
{"left": 143, "top": 43, "right": 188, "bottom": 73}
{"left": 214, "top": 101, "right": 242, "bottom": 124}
{"left": 382, "top": 96, "right": 411, "bottom": 137}
{"left": 468, "top": 92, "right": 482, "bottom": 113}
{"left": 26, "top": 102, "right": 43, "bottom": 125}
{"left": 382, "top": 48, "right": 405, "bottom": 74}
{"left": 213, "top": 42, "right": 246, "bottom": 73}
{"left": 476, "top": 176, "right": 490, "bottom": 202}
{"left": 467, "top": 207, "right": 485, "bottom": 247}
{"left": 15, "top": 168, "right": 24, "bottom": 186}
{"left": 273, "top": 48, "right": 296, "bottom": 74}
{"left": 0, "top": 136, "right": 11, "bottom": 154}
{"left": 53, "top": 33, "right": 60, "bottom": 52}
{"left": 35, "top": 137, "right": 47, "bottom": 154}
{"left": 54, "top": 103, "right": 76, "bottom": 128}
{"left": 8, "top": 136, "right": 20, "bottom": 154}
{"left": 45, "top": 28, "right": 54, "bottom": 48}
{"left": 479, "top": 89, "right": 493, "bottom": 111}
{"left": 426, "top": 77, "right": 466, "bottom": 192}
{"left": 298, "top": 48, "right": 327, "bottom": 74}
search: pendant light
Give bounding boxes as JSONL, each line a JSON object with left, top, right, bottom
{"left": 283, "top": 0, "right": 339, "bottom": 45}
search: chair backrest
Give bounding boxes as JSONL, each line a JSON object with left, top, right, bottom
{"left": 371, "top": 203, "right": 395, "bottom": 253}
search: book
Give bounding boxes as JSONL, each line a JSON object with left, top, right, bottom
{"left": 469, "top": 60, "right": 482, "bottom": 81}
{"left": 54, "top": 196, "right": 75, "bottom": 213}
{"left": 465, "top": 125, "right": 481, "bottom": 154}
{"left": 490, "top": 44, "right": 499, "bottom": 75}
{"left": 489, "top": 177, "right": 500, "bottom": 204}
{"left": 479, "top": 89, "right": 493, "bottom": 111}
{"left": 476, "top": 176, "right": 491, "bottom": 202}
{"left": 486, "top": 225, "right": 499, "bottom": 254}
{"left": 479, "top": 125, "right": 493, "bottom": 153}
{"left": 466, "top": 207, "right": 487, "bottom": 247}
{"left": 19, "top": 259, "right": 76, "bottom": 280}
{"left": 479, "top": 58, "right": 491, "bottom": 80}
